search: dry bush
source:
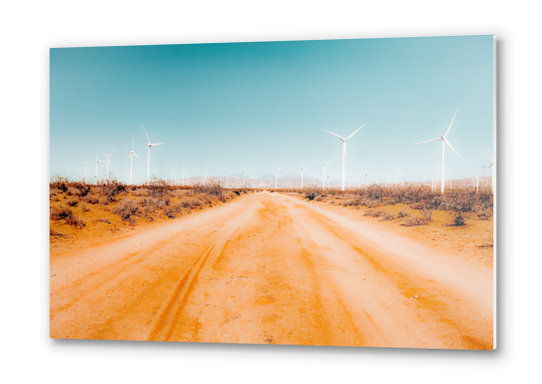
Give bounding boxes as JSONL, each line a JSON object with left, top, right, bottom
{"left": 397, "top": 208, "right": 409, "bottom": 218}
{"left": 81, "top": 203, "right": 90, "bottom": 213}
{"left": 50, "top": 206, "right": 73, "bottom": 221}
{"left": 163, "top": 207, "right": 176, "bottom": 219}
{"left": 67, "top": 187, "right": 82, "bottom": 197}
{"left": 420, "top": 207, "right": 433, "bottom": 222}
{"left": 380, "top": 211, "right": 395, "bottom": 221}
{"left": 93, "top": 218, "right": 111, "bottom": 224}
{"left": 113, "top": 199, "right": 139, "bottom": 224}
{"left": 66, "top": 197, "right": 79, "bottom": 207}
{"left": 404, "top": 216, "right": 428, "bottom": 227}
{"left": 83, "top": 194, "right": 100, "bottom": 205}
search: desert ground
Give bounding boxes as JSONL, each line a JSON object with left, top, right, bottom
{"left": 50, "top": 189, "right": 494, "bottom": 349}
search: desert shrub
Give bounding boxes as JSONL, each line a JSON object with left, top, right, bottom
{"left": 420, "top": 208, "right": 433, "bottom": 222}
{"left": 66, "top": 197, "right": 79, "bottom": 207}
{"left": 164, "top": 207, "right": 176, "bottom": 219}
{"left": 404, "top": 216, "right": 428, "bottom": 226}
{"left": 80, "top": 203, "right": 90, "bottom": 213}
{"left": 93, "top": 217, "right": 111, "bottom": 224}
{"left": 114, "top": 199, "right": 139, "bottom": 223}
{"left": 133, "top": 188, "right": 149, "bottom": 197}
{"left": 476, "top": 208, "right": 493, "bottom": 220}
{"left": 147, "top": 178, "right": 169, "bottom": 198}
{"left": 364, "top": 208, "right": 375, "bottom": 217}
{"left": 50, "top": 206, "right": 73, "bottom": 221}
{"left": 451, "top": 213, "right": 467, "bottom": 226}
{"left": 99, "top": 196, "right": 110, "bottom": 205}
{"left": 397, "top": 208, "right": 409, "bottom": 218}
{"left": 50, "top": 188, "right": 62, "bottom": 199}
{"left": 380, "top": 211, "right": 395, "bottom": 221}
{"left": 83, "top": 194, "right": 100, "bottom": 205}
{"left": 67, "top": 187, "right": 82, "bottom": 197}
{"left": 306, "top": 192, "right": 317, "bottom": 201}
{"left": 50, "top": 229, "right": 67, "bottom": 238}
{"left": 66, "top": 215, "right": 86, "bottom": 228}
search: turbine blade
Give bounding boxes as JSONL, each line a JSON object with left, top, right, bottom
{"left": 488, "top": 149, "right": 494, "bottom": 162}
{"left": 134, "top": 153, "right": 142, "bottom": 161}
{"left": 413, "top": 137, "right": 441, "bottom": 145}
{"left": 313, "top": 160, "right": 324, "bottom": 165}
{"left": 444, "top": 108, "right": 459, "bottom": 137}
{"left": 325, "top": 158, "right": 333, "bottom": 165}
{"left": 132, "top": 134, "right": 134, "bottom": 151}
{"left": 345, "top": 122, "right": 367, "bottom": 140}
{"left": 151, "top": 143, "right": 165, "bottom": 146}
{"left": 110, "top": 148, "right": 115, "bottom": 157}
{"left": 125, "top": 154, "right": 131, "bottom": 162}
{"left": 445, "top": 139, "right": 464, "bottom": 161}
{"left": 322, "top": 129, "right": 344, "bottom": 140}
{"left": 142, "top": 125, "right": 151, "bottom": 143}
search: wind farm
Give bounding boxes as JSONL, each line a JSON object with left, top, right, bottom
{"left": 50, "top": 36, "right": 495, "bottom": 350}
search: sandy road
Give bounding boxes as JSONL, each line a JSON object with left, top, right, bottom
{"left": 50, "top": 191, "right": 494, "bottom": 349}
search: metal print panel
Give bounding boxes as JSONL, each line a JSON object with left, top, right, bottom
{"left": 50, "top": 35, "right": 496, "bottom": 349}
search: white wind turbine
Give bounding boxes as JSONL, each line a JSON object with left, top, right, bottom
{"left": 142, "top": 125, "right": 165, "bottom": 183}
{"left": 203, "top": 166, "right": 209, "bottom": 184}
{"left": 125, "top": 134, "right": 141, "bottom": 185}
{"left": 314, "top": 158, "right": 332, "bottom": 190}
{"left": 424, "top": 165, "right": 440, "bottom": 192}
{"left": 94, "top": 149, "right": 104, "bottom": 184}
{"left": 170, "top": 169, "right": 176, "bottom": 185}
{"left": 226, "top": 164, "right": 233, "bottom": 188}
{"left": 414, "top": 109, "right": 463, "bottom": 193}
{"left": 361, "top": 166, "right": 374, "bottom": 187}
{"left": 389, "top": 164, "right": 403, "bottom": 187}
{"left": 81, "top": 157, "right": 91, "bottom": 183}
{"left": 241, "top": 163, "right": 250, "bottom": 188}
{"left": 101, "top": 148, "right": 115, "bottom": 181}
{"left": 181, "top": 165, "right": 188, "bottom": 187}
{"left": 271, "top": 163, "right": 284, "bottom": 189}
{"left": 299, "top": 158, "right": 309, "bottom": 190}
{"left": 323, "top": 122, "right": 367, "bottom": 191}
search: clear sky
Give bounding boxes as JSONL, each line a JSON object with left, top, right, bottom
{"left": 50, "top": 35, "right": 494, "bottom": 185}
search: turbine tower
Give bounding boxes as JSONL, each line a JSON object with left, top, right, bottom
{"left": 101, "top": 148, "right": 115, "bottom": 181}
{"left": 203, "top": 166, "right": 208, "bottom": 184}
{"left": 314, "top": 158, "right": 332, "bottom": 190}
{"left": 299, "top": 158, "right": 309, "bottom": 190}
{"left": 81, "top": 157, "right": 91, "bottom": 183}
{"left": 142, "top": 125, "right": 165, "bottom": 183}
{"left": 94, "top": 149, "right": 103, "bottom": 185}
{"left": 241, "top": 163, "right": 250, "bottom": 188}
{"left": 424, "top": 165, "right": 440, "bottom": 192}
{"left": 125, "top": 134, "right": 141, "bottom": 185}
{"left": 487, "top": 149, "right": 494, "bottom": 193}
{"left": 389, "top": 164, "right": 403, "bottom": 187}
{"left": 170, "top": 169, "right": 176, "bottom": 186}
{"left": 271, "top": 163, "right": 284, "bottom": 189}
{"left": 226, "top": 164, "right": 233, "bottom": 188}
{"left": 361, "top": 166, "right": 374, "bottom": 187}
{"left": 414, "top": 109, "right": 463, "bottom": 193}
{"left": 182, "top": 165, "right": 188, "bottom": 187}
{"left": 323, "top": 122, "right": 367, "bottom": 191}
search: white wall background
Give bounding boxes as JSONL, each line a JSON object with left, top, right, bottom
{"left": 1, "top": 1, "right": 539, "bottom": 383}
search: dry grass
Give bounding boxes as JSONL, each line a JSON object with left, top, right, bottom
{"left": 50, "top": 177, "right": 239, "bottom": 241}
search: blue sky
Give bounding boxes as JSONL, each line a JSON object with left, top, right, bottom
{"left": 50, "top": 35, "right": 494, "bottom": 184}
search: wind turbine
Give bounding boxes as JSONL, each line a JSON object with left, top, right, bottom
{"left": 226, "top": 164, "right": 233, "bottom": 188}
{"left": 125, "top": 134, "right": 141, "bottom": 185}
{"left": 314, "top": 158, "right": 332, "bottom": 190}
{"left": 81, "top": 157, "right": 91, "bottom": 183}
{"left": 101, "top": 148, "right": 115, "bottom": 181}
{"left": 414, "top": 109, "right": 463, "bottom": 193}
{"left": 299, "top": 158, "right": 309, "bottom": 190}
{"left": 170, "top": 169, "right": 176, "bottom": 186}
{"left": 142, "top": 125, "right": 165, "bottom": 183}
{"left": 323, "top": 122, "right": 367, "bottom": 191}
{"left": 361, "top": 166, "right": 374, "bottom": 187}
{"left": 181, "top": 165, "right": 188, "bottom": 187}
{"left": 424, "top": 165, "right": 440, "bottom": 192}
{"left": 203, "top": 166, "right": 208, "bottom": 184}
{"left": 241, "top": 163, "right": 250, "bottom": 188}
{"left": 94, "top": 149, "right": 104, "bottom": 184}
{"left": 271, "top": 163, "right": 284, "bottom": 189}
{"left": 388, "top": 164, "right": 403, "bottom": 188}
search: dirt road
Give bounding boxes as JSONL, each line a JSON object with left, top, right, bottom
{"left": 50, "top": 191, "right": 494, "bottom": 349}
